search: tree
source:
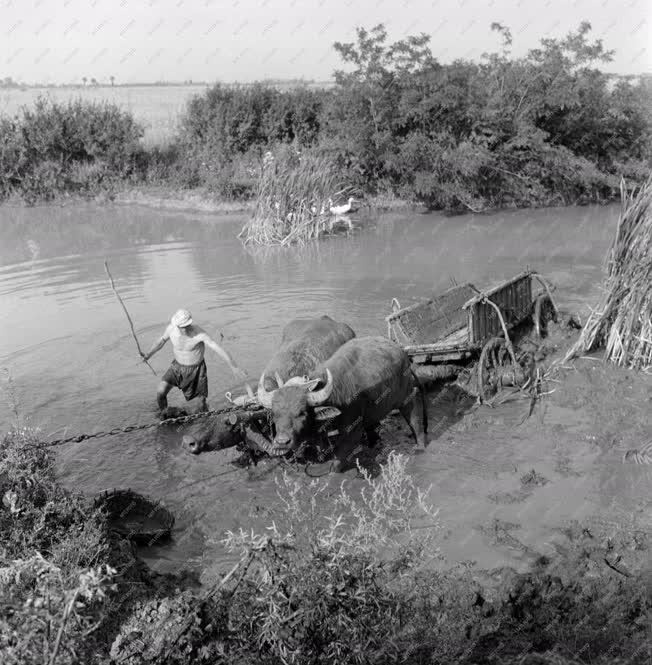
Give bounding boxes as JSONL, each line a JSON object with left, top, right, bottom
{"left": 326, "top": 24, "right": 438, "bottom": 184}
{"left": 82, "top": 77, "right": 87, "bottom": 86}
{"left": 110, "top": 76, "right": 115, "bottom": 86}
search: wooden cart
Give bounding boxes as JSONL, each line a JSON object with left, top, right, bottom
{"left": 386, "top": 270, "right": 557, "bottom": 400}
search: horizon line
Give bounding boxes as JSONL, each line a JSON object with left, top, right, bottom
{"left": 2, "top": 71, "right": 650, "bottom": 89}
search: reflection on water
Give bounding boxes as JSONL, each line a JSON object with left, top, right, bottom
{"left": 0, "top": 201, "right": 619, "bottom": 573}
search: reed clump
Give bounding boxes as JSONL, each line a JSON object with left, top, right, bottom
{"left": 238, "top": 145, "right": 357, "bottom": 246}
{"left": 565, "top": 176, "right": 652, "bottom": 370}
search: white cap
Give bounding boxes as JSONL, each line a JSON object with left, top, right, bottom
{"left": 171, "top": 309, "right": 192, "bottom": 328}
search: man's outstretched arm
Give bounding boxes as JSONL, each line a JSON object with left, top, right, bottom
{"left": 143, "top": 328, "right": 169, "bottom": 361}
{"left": 197, "top": 333, "right": 247, "bottom": 380}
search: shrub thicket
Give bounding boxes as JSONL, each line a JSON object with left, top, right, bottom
{"left": 0, "top": 427, "right": 115, "bottom": 664}
{"left": 0, "top": 427, "right": 196, "bottom": 665}
{"left": 165, "top": 84, "right": 326, "bottom": 199}
{"left": 134, "top": 22, "right": 652, "bottom": 211}
{"left": 0, "top": 98, "right": 143, "bottom": 203}
{"left": 321, "top": 22, "right": 651, "bottom": 211}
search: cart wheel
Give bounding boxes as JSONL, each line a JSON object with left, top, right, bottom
{"left": 534, "top": 293, "right": 558, "bottom": 339}
{"left": 477, "top": 336, "right": 515, "bottom": 404}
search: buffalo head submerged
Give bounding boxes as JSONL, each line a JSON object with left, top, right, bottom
{"left": 181, "top": 410, "right": 293, "bottom": 458}
{"left": 182, "top": 412, "right": 245, "bottom": 455}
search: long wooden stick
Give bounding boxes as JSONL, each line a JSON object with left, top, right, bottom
{"left": 104, "top": 260, "right": 157, "bottom": 376}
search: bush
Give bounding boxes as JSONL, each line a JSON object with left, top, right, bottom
{"left": 179, "top": 84, "right": 324, "bottom": 158}
{"left": 0, "top": 97, "right": 143, "bottom": 203}
{"left": 317, "top": 22, "right": 652, "bottom": 212}
{"left": 0, "top": 427, "right": 115, "bottom": 664}
{"left": 167, "top": 84, "right": 327, "bottom": 198}
{"left": 0, "top": 426, "right": 195, "bottom": 665}
{"left": 112, "top": 452, "right": 442, "bottom": 664}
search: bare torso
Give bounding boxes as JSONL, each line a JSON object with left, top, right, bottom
{"left": 167, "top": 324, "right": 206, "bottom": 365}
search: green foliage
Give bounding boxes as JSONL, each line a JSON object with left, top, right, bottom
{"left": 323, "top": 21, "right": 651, "bottom": 211}
{"left": 2, "top": 23, "right": 649, "bottom": 209}
{"left": 172, "top": 84, "right": 326, "bottom": 196}
{"left": 0, "top": 427, "right": 115, "bottom": 664}
{"left": 112, "top": 452, "right": 444, "bottom": 664}
{"left": 0, "top": 426, "right": 199, "bottom": 664}
{"left": 0, "top": 97, "right": 143, "bottom": 203}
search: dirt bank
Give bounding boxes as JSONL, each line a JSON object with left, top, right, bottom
{"left": 376, "top": 319, "right": 652, "bottom": 576}
{"left": 113, "top": 186, "right": 255, "bottom": 214}
{"left": 113, "top": 185, "right": 420, "bottom": 215}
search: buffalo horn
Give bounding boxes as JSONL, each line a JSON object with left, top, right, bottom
{"left": 306, "top": 368, "right": 334, "bottom": 406}
{"left": 285, "top": 375, "right": 321, "bottom": 389}
{"left": 244, "top": 427, "right": 289, "bottom": 457}
{"left": 257, "top": 373, "right": 275, "bottom": 409}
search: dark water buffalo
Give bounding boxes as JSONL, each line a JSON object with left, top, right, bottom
{"left": 256, "top": 336, "right": 428, "bottom": 470}
{"left": 182, "top": 315, "right": 355, "bottom": 455}
{"left": 181, "top": 409, "right": 287, "bottom": 456}
{"left": 260, "top": 315, "right": 356, "bottom": 392}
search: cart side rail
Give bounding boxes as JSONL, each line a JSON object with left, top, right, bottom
{"left": 462, "top": 271, "right": 533, "bottom": 344}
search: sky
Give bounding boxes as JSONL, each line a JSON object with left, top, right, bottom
{"left": 1, "top": 0, "right": 650, "bottom": 85}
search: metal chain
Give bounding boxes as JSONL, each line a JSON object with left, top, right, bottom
{"left": 37, "top": 404, "right": 265, "bottom": 448}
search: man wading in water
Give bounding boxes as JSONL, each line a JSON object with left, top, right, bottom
{"left": 142, "top": 309, "right": 247, "bottom": 414}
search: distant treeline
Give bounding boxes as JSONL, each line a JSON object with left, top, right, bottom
{"left": 1, "top": 22, "right": 651, "bottom": 210}
{"left": 0, "top": 78, "right": 323, "bottom": 89}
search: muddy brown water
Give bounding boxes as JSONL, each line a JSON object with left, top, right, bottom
{"left": 2, "top": 201, "right": 650, "bottom": 580}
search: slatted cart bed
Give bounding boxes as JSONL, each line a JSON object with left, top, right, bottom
{"left": 386, "top": 271, "right": 554, "bottom": 365}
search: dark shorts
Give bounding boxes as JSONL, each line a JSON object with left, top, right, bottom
{"left": 162, "top": 360, "right": 208, "bottom": 401}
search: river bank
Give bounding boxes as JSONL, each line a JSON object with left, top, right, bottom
{"left": 113, "top": 185, "right": 423, "bottom": 215}
{"left": 4, "top": 180, "right": 625, "bottom": 223}
{"left": 1, "top": 183, "right": 424, "bottom": 216}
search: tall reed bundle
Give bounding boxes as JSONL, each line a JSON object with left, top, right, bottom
{"left": 238, "top": 147, "right": 356, "bottom": 246}
{"left": 564, "top": 176, "right": 652, "bottom": 370}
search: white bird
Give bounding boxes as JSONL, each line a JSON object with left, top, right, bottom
{"left": 26, "top": 239, "right": 40, "bottom": 261}
{"left": 328, "top": 197, "right": 355, "bottom": 216}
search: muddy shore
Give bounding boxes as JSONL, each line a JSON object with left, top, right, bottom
{"left": 375, "top": 319, "right": 652, "bottom": 580}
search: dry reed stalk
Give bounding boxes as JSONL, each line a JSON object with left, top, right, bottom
{"left": 564, "top": 176, "right": 652, "bottom": 370}
{"left": 239, "top": 148, "right": 356, "bottom": 246}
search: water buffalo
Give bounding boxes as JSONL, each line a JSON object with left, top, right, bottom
{"left": 182, "top": 315, "right": 355, "bottom": 454}
{"left": 256, "top": 336, "right": 428, "bottom": 471}
{"left": 181, "top": 409, "right": 287, "bottom": 456}
{"left": 260, "top": 315, "right": 356, "bottom": 392}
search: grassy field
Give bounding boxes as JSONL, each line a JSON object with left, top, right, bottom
{"left": 0, "top": 82, "right": 336, "bottom": 148}
{"left": 0, "top": 85, "right": 208, "bottom": 147}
